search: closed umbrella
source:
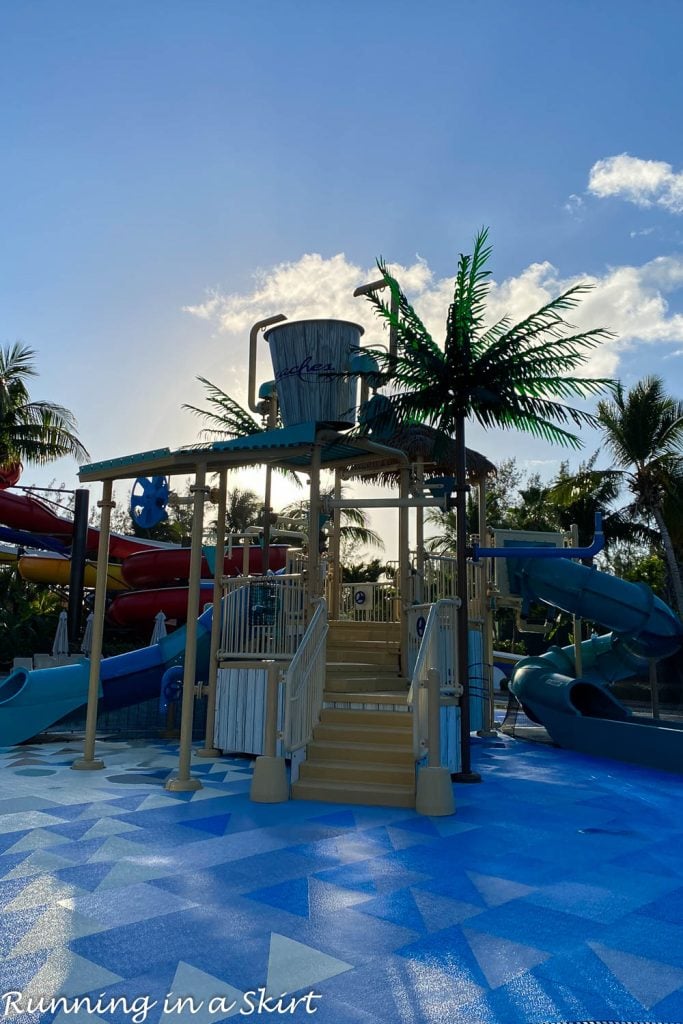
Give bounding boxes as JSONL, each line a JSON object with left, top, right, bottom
{"left": 150, "top": 611, "right": 167, "bottom": 645}
{"left": 80, "top": 612, "right": 94, "bottom": 657}
{"left": 52, "top": 610, "right": 69, "bottom": 657}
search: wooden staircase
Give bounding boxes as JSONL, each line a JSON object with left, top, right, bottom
{"left": 291, "top": 620, "right": 415, "bottom": 807}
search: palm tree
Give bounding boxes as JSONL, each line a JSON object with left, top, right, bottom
{"left": 183, "top": 377, "right": 267, "bottom": 441}
{"left": 596, "top": 376, "right": 683, "bottom": 613}
{"left": 361, "top": 228, "right": 615, "bottom": 779}
{"left": 0, "top": 343, "right": 88, "bottom": 474}
{"left": 280, "top": 488, "right": 384, "bottom": 556}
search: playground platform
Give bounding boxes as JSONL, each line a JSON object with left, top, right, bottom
{"left": 0, "top": 734, "right": 681, "bottom": 1023}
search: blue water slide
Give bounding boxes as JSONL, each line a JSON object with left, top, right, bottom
{"left": 0, "top": 605, "right": 214, "bottom": 746}
{"left": 508, "top": 556, "right": 683, "bottom": 772}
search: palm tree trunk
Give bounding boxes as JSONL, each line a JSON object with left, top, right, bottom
{"left": 652, "top": 504, "right": 683, "bottom": 615}
{"left": 454, "top": 413, "right": 480, "bottom": 782}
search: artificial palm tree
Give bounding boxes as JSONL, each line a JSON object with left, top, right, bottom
{"left": 596, "top": 376, "right": 683, "bottom": 613}
{"left": 0, "top": 343, "right": 88, "bottom": 475}
{"left": 361, "top": 228, "right": 615, "bottom": 779}
{"left": 280, "top": 488, "right": 384, "bottom": 556}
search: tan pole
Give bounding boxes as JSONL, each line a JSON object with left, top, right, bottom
{"left": 72, "top": 479, "right": 114, "bottom": 771}
{"left": 330, "top": 471, "right": 342, "bottom": 619}
{"left": 166, "top": 464, "right": 207, "bottom": 791}
{"left": 427, "top": 668, "right": 441, "bottom": 768}
{"left": 570, "top": 523, "right": 583, "bottom": 677}
{"left": 415, "top": 458, "right": 424, "bottom": 605}
{"left": 197, "top": 467, "right": 227, "bottom": 758}
{"left": 307, "top": 445, "right": 322, "bottom": 610}
{"left": 263, "top": 662, "right": 280, "bottom": 758}
{"left": 399, "top": 468, "right": 411, "bottom": 675}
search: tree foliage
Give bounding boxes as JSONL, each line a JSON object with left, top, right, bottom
{"left": 0, "top": 344, "right": 88, "bottom": 471}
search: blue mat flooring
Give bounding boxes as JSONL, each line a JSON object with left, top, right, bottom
{"left": 0, "top": 733, "right": 681, "bottom": 1023}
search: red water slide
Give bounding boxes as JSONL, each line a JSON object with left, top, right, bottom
{"left": 0, "top": 490, "right": 169, "bottom": 558}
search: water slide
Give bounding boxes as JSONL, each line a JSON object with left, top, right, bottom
{"left": 0, "top": 490, "right": 172, "bottom": 558}
{"left": 0, "top": 605, "right": 214, "bottom": 746}
{"left": 508, "top": 557, "right": 683, "bottom": 772}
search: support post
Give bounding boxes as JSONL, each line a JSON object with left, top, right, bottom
{"left": 399, "top": 469, "right": 411, "bottom": 675}
{"left": 649, "top": 658, "right": 660, "bottom": 720}
{"left": 68, "top": 488, "right": 89, "bottom": 647}
{"left": 72, "top": 480, "right": 113, "bottom": 771}
{"left": 197, "top": 468, "right": 227, "bottom": 758}
{"left": 415, "top": 458, "right": 424, "bottom": 605}
{"left": 307, "top": 445, "right": 322, "bottom": 610}
{"left": 476, "top": 475, "right": 497, "bottom": 737}
{"left": 329, "top": 471, "right": 342, "bottom": 619}
{"left": 166, "top": 465, "right": 207, "bottom": 792}
{"left": 452, "top": 413, "right": 480, "bottom": 783}
{"left": 415, "top": 668, "right": 455, "bottom": 816}
{"left": 570, "top": 524, "right": 583, "bottom": 677}
{"left": 250, "top": 662, "right": 289, "bottom": 803}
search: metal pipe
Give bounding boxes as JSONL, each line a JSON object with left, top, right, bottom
{"left": 264, "top": 662, "right": 280, "bottom": 757}
{"left": 473, "top": 513, "right": 605, "bottom": 561}
{"left": 415, "top": 458, "right": 425, "bottom": 605}
{"left": 248, "top": 314, "right": 286, "bottom": 413}
{"left": 330, "top": 471, "right": 342, "bottom": 619}
{"left": 198, "top": 468, "right": 227, "bottom": 758}
{"left": 307, "top": 445, "right": 322, "bottom": 610}
{"left": 353, "top": 279, "right": 398, "bottom": 357}
{"left": 427, "top": 668, "right": 441, "bottom": 769}
{"left": 72, "top": 480, "right": 113, "bottom": 772}
{"left": 399, "top": 469, "right": 410, "bottom": 674}
{"left": 166, "top": 464, "right": 208, "bottom": 791}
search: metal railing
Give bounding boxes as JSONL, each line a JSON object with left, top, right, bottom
{"left": 283, "top": 598, "right": 329, "bottom": 752}
{"left": 218, "top": 573, "right": 307, "bottom": 661}
{"left": 335, "top": 581, "right": 400, "bottom": 622}
{"left": 407, "top": 599, "right": 460, "bottom": 761}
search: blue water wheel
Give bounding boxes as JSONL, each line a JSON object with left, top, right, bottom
{"left": 130, "top": 476, "right": 169, "bottom": 529}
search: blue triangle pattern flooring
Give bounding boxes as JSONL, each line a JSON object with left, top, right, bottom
{"left": 0, "top": 735, "right": 681, "bottom": 1022}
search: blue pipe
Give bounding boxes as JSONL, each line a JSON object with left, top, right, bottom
{"left": 472, "top": 513, "right": 605, "bottom": 562}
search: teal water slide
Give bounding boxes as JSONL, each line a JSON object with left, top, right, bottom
{"left": 0, "top": 606, "right": 214, "bottom": 747}
{"left": 507, "top": 557, "right": 683, "bottom": 772}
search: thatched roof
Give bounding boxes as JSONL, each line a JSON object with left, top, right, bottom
{"left": 345, "top": 424, "right": 496, "bottom": 484}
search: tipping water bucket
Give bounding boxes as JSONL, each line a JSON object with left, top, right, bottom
{"left": 264, "top": 319, "right": 363, "bottom": 428}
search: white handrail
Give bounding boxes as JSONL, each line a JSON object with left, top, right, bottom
{"left": 283, "top": 598, "right": 328, "bottom": 752}
{"left": 408, "top": 599, "right": 460, "bottom": 761}
{"left": 219, "top": 573, "right": 306, "bottom": 660}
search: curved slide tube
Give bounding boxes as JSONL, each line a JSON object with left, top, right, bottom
{"left": 0, "top": 606, "right": 214, "bottom": 746}
{"left": 509, "top": 557, "right": 683, "bottom": 772}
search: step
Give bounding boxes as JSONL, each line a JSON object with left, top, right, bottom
{"left": 291, "top": 778, "right": 415, "bottom": 808}
{"left": 326, "top": 647, "right": 400, "bottom": 667}
{"left": 306, "top": 739, "right": 414, "bottom": 766}
{"left": 323, "top": 690, "right": 410, "bottom": 708}
{"left": 328, "top": 621, "right": 400, "bottom": 640}
{"left": 324, "top": 677, "right": 405, "bottom": 694}
{"left": 313, "top": 722, "right": 414, "bottom": 745}
{"left": 298, "top": 758, "right": 415, "bottom": 786}
{"left": 319, "top": 707, "right": 413, "bottom": 729}
{"left": 326, "top": 662, "right": 402, "bottom": 677}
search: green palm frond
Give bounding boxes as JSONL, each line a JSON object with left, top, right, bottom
{"left": 183, "top": 377, "right": 262, "bottom": 439}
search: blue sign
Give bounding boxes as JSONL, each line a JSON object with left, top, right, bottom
{"left": 354, "top": 590, "right": 367, "bottom": 606}
{"left": 416, "top": 616, "right": 426, "bottom": 638}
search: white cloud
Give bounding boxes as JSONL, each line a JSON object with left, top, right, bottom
{"left": 184, "top": 250, "right": 683, "bottom": 388}
{"left": 588, "top": 153, "right": 683, "bottom": 213}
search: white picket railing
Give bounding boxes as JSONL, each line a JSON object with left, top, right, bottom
{"left": 335, "top": 581, "right": 400, "bottom": 622}
{"left": 283, "top": 598, "right": 329, "bottom": 753}
{"left": 407, "top": 599, "right": 460, "bottom": 761}
{"left": 218, "top": 573, "right": 307, "bottom": 661}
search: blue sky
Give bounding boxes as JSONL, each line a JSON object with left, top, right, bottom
{"left": 3, "top": 0, "right": 683, "bottom": 544}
